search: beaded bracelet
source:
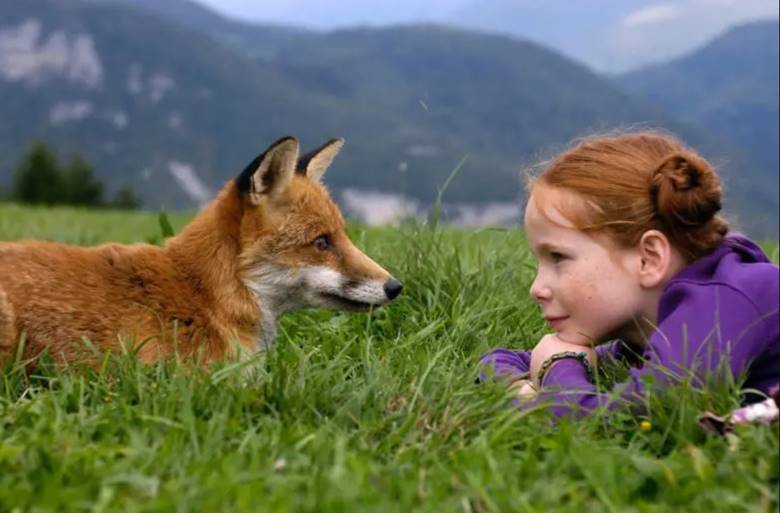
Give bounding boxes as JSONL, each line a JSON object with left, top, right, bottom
{"left": 537, "top": 351, "right": 595, "bottom": 385}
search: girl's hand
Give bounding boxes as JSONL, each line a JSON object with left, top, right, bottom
{"left": 529, "top": 333, "right": 597, "bottom": 385}
{"left": 508, "top": 378, "right": 539, "bottom": 402}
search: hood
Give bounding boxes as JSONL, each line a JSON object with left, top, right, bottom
{"left": 722, "top": 232, "right": 772, "bottom": 264}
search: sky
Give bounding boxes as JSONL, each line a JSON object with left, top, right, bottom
{"left": 194, "top": 0, "right": 779, "bottom": 72}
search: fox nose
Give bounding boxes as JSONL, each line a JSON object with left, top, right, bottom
{"left": 383, "top": 278, "right": 403, "bottom": 300}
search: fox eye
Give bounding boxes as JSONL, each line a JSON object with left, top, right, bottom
{"left": 313, "top": 234, "right": 332, "bottom": 251}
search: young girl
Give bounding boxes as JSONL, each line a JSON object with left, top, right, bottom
{"left": 480, "top": 131, "right": 779, "bottom": 418}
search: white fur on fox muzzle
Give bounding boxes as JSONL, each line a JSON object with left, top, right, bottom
{"left": 244, "top": 263, "right": 397, "bottom": 316}
{"left": 301, "top": 266, "right": 392, "bottom": 310}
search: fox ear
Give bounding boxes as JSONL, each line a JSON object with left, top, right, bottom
{"left": 236, "top": 136, "right": 299, "bottom": 204}
{"left": 296, "top": 138, "right": 344, "bottom": 182}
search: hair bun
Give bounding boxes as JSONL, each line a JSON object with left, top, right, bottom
{"left": 650, "top": 151, "right": 722, "bottom": 227}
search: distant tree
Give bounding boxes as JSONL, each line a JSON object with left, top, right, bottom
{"left": 9, "top": 142, "right": 144, "bottom": 211}
{"left": 62, "top": 154, "right": 104, "bottom": 206}
{"left": 112, "top": 185, "right": 141, "bottom": 210}
{"left": 11, "top": 142, "right": 63, "bottom": 204}
{"left": 9, "top": 142, "right": 121, "bottom": 208}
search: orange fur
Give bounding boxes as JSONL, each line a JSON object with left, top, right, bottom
{"left": 0, "top": 137, "right": 399, "bottom": 368}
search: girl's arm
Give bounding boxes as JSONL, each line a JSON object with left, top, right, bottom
{"left": 478, "top": 348, "right": 532, "bottom": 382}
{"left": 479, "top": 340, "right": 632, "bottom": 382}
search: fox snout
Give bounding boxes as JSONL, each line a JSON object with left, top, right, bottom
{"left": 319, "top": 239, "right": 402, "bottom": 309}
{"left": 297, "top": 265, "right": 401, "bottom": 312}
{"left": 336, "top": 274, "right": 403, "bottom": 309}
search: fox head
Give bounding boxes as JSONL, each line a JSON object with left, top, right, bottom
{"left": 234, "top": 136, "right": 402, "bottom": 317}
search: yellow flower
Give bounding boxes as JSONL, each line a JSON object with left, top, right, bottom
{"left": 639, "top": 420, "right": 652, "bottom": 432}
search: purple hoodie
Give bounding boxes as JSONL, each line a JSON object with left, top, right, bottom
{"left": 480, "top": 234, "right": 780, "bottom": 417}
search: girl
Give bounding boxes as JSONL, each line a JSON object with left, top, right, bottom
{"left": 480, "top": 131, "right": 779, "bottom": 418}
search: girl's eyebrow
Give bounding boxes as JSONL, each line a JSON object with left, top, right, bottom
{"left": 534, "top": 242, "right": 569, "bottom": 254}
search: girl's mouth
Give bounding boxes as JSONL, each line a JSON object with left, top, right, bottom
{"left": 544, "top": 316, "right": 569, "bottom": 329}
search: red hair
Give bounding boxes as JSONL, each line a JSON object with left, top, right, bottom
{"left": 530, "top": 131, "right": 728, "bottom": 261}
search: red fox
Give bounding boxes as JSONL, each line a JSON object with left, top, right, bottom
{"left": 0, "top": 137, "right": 402, "bottom": 367}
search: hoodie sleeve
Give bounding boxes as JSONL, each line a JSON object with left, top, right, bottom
{"left": 479, "top": 340, "right": 630, "bottom": 382}
{"left": 478, "top": 348, "right": 532, "bottom": 382}
{"left": 537, "top": 281, "right": 769, "bottom": 418}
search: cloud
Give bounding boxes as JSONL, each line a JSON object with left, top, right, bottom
{"left": 695, "top": 0, "right": 743, "bottom": 6}
{"left": 607, "top": 0, "right": 778, "bottom": 71}
{"left": 622, "top": 3, "right": 681, "bottom": 28}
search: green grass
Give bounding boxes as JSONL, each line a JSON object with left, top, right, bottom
{"left": 0, "top": 203, "right": 777, "bottom": 513}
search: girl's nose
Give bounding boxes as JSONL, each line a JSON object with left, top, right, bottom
{"left": 529, "top": 273, "right": 551, "bottom": 303}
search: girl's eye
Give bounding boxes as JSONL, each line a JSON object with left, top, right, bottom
{"left": 313, "top": 235, "right": 332, "bottom": 251}
{"left": 550, "top": 251, "right": 566, "bottom": 263}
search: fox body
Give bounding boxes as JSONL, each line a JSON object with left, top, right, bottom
{"left": 0, "top": 137, "right": 402, "bottom": 367}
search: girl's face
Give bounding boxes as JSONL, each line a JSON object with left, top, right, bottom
{"left": 524, "top": 188, "right": 647, "bottom": 346}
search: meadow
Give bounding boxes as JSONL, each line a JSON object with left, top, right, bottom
{"left": 0, "top": 202, "right": 777, "bottom": 513}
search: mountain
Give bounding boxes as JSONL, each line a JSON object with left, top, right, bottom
{"left": 266, "top": 26, "right": 749, "bottom": 192}
{"left": 447, "top": 1, "right": 778, "bottom": 73}
{"left": 0, "top": 0, "right": 776, "bottom": 236}
{"left": 157, "top": 0, "right": 778, "bottom": 74}
{"left": 447, "top": 0, "right": 652, "bottom": 72}
{"left": 618, "top": 21, "right": 779, "bottom": 186}
{"left": 0, "top": 0, "right": 362, "bottom": 207}
{"left": 268, "top": 25, "right": 778, "bottom": 235}
{"left": 84, "top": 0, "right": 312, "bottom": 60}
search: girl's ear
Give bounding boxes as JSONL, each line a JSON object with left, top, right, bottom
{"left": 637, "top": 230, "right": 675, "bottom": 288}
